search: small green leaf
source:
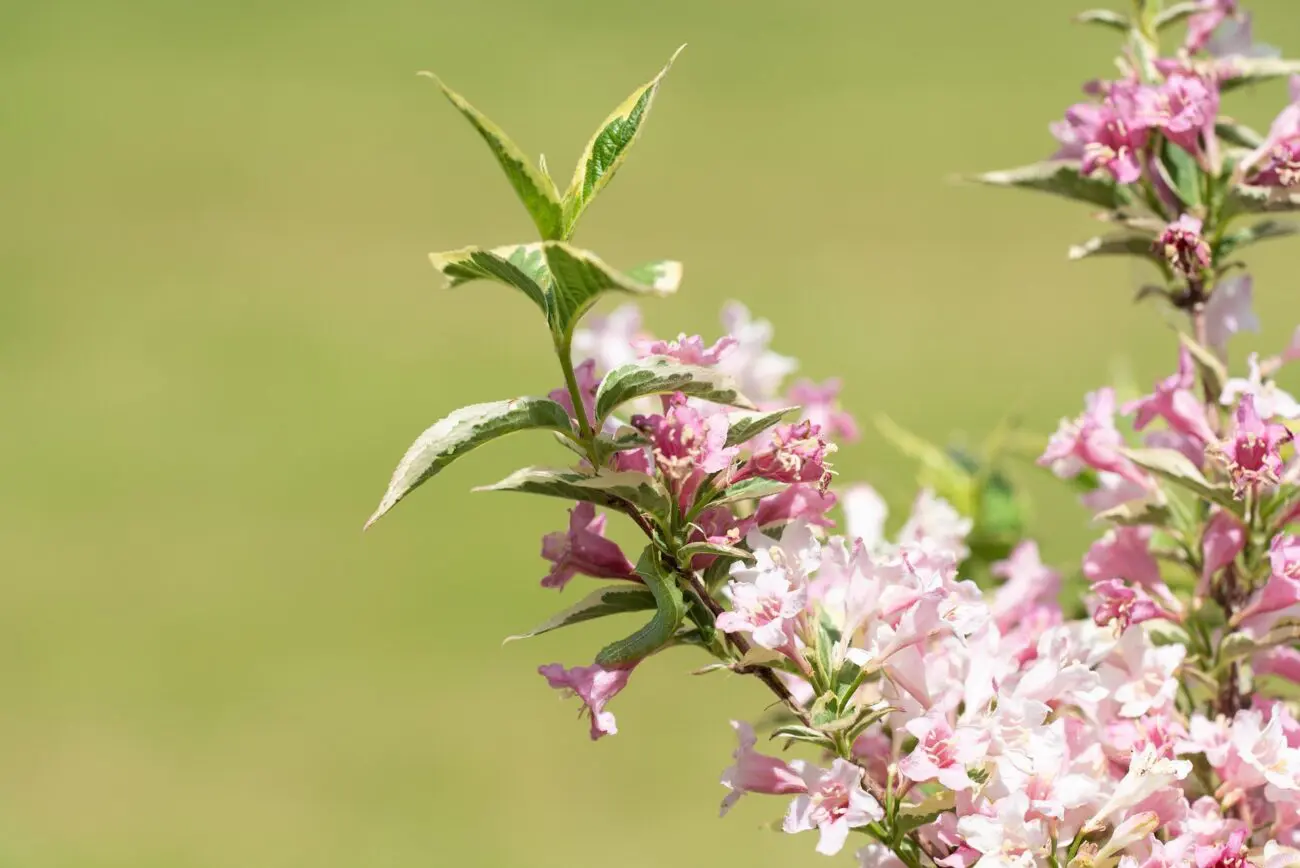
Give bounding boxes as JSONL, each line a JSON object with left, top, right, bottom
{"left": 1215, "top": 219, "right": 1300, "bottom": 259}
{"left": 1160, "top": 138, "right": 1202, "bottom": 210}
{"left": 591, "top": 426, "right": 651, "bottom": 464}
{"left": 1219, "top": 58, "right": 1300, "bottom": 95}
{"left": 542, "top": 242, "right": 681, "bottom": 338}
{"left": 724, "top": 407, "right": 798, "bottom": 448}
{"left": 1153, "top": 1, "right": 1200, "bottom": 29}
{"left": 1216, "top": 121, "right": 1266, "bottom": 150}
{"left": 422, "top": 74, "right": 563, "bottom": 239}
{"left": 1224, "top": 185, "right": 1300, "bottom": 218}
{"left": 770, "top": 724, "right": 836, "bottom": 750}
{"left": 366, "top": 398, "right": 574, "bottom": 527}
{"left": 475, "top": 466, "right": 622, "bottom": 508}
{"left": 1179, "top": 332, "right": 1228, "bottom": 399}
{"left": 595, "top": 355, "right": 755, "bottom": 421}
{"left": 972, "top": 161, "right": 1131, "bottom": 210}
{"left": 505, "top": 584, "right": 657, "bottom": 642}
{"left": 562, "top": 46, "right": 685, "bottom": 237}
{"left": 429, "top": 243, "right": 550, "bottom": 314}
{"left": 1119, "top": 447, "right": 1238, "bottom": 511}
{"left": 678, "top": 540, "right": 755, "bottom": 564}
{"left": 1075, "top": 9, "right": 1130, "bottom": 31}
{"left": 710, "top": 478, "right": 789, "bottom": 508}
{"left": 1217, "top": 632, "right": 1259, "bottom": 668}
{"left": 594, "top": 548, "right": 686, "bottom": 666}
{"left": 1067, "top": 232, "right": 1158, "bottom": 262}
{"left": 570, "top": 469, "right": 673, "bottom": 517}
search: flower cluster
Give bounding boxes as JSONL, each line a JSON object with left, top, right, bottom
{"left": 365, "top": 8, "right": 1300, "bottom": 867}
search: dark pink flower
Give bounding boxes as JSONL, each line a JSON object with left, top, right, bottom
{"left": 1050, "top": 102, "right": 1107, "bottom": 161}
{"left": 1194, "top": 828, "right": 1249, "bottom": 868}
{"left": 786, "top": 378, "right": 859, "bottom": 443}
{"left": 733, "top": 421, "right": 834, "bottom": 489}
{"left": 1210, "top": 393, "right": 1293, "bottom": 498}
{"left": 753, "top": 483, "right": 837, "bottom": 529}
{"left": 1153, "top": 215, "right": 1212, "bottom": 279}
{"left": 1041, "top": 388, "right": 1150, "bottom": 487}
{"left": 1186, "top": 0, "right": 1239, "bottom": 54}
{"left": 1082, "top": 106, "right": 1149, "bottom": 184}
{"left": 1244, "top": 77, "right": 1300, "bottom": 186}
{"left": 1084, "top": 526, "right": 1173, "bottom": 603}
{"left": 548, "top": 358, "right": 600, "bottom": 430}
{"left": 719, "top": 720, "right": 807, "bottom": 816}
{"left": 538, "top": 660, "right": 635, "bottom": 740}
{"left": 639, "top": 334, "right": 737, "bottom": 366}
{"left": 1124, "top": 345, "right": 1216, "bottom": 444}
{"left": 633, "top": 393, "right": 739, "bottom": 507}
{"left": 1092, "top": 579, "right": 1174, "bottom": 631}
{"left": 539, "top": 502, "right": 638, "bottom": 590}
{"left": 1152, "top": 75, "right": 1220, "bottom": 159}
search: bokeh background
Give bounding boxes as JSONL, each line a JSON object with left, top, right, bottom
{"left": 6, "top": 1, "right": 1300, "bottom": 866}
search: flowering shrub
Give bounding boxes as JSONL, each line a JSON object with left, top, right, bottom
{"left": 365, "top": 4, "right": 1300, "bottom": 866}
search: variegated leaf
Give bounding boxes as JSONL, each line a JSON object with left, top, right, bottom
{"left": 1224, "top": 185, "right": 1300, "bottom": 219}
{"left": 973, "top": 161, "right": 1131, "bottom": 210}
{"left": 595, "top": 355, "right": 755, "bottom": 421}
{"left": 1067, "top": 232, "right": 1157, "bottom": 262}
{"left": 1119, "top": 447, "right": 1238, "bottom": 511}
{"left": 561, "top": 46, "right": 685, "bottom": 237}
{"left": 365, "top": 398, "right": 574, "bottom": 528}
{"left": 724, "top": 407, "right": 797, "bottom": 448}
{"left": 505, "top": 584, "right": 656, "bottom": 643}
{"left": 1075, "top": 9, "right": 1130, "bottom": 31}
{"left": 569, "top": 469, "right": 673, "bottom": 518}
{"left": 709, "top": 478, "right": 788, "bottom": 507}
{"left": 1219, "top": 58, "right": 1300, "bottom": 94}
{"left": 543, "top": 242, "right": 681, "bottom": 337}
{"left": 474, "top": 466, "right": 622, "bottom": 508}
{"left": 1216, "top": 121, "right": 1265, "bottom": 150}
{"left": 422, "top": 74, "right": 564, "bottom": 239}
{"left": 1215, "top": 219, "right": 1300, "bottom": 258}
{"left": 428, "top": 243, "right": 550, "bottom": 314}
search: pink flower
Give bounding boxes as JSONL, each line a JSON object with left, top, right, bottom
{"left": 898, "top": 712, "right": 988, "bottom": 791}
{"left": 716, "top": 302, "right": 798, "bottom": 402}
{"left": 1243, "top": 77, "right": 1300, "bottom": 186}
{"left": 1201, "top": 510, "right": 1245, "bottom": 589}
{"left": 1186, "top": 0, "right": 1239, "bottom": 54}
{"left": 1083, "top": 526, "right": 1164, "bottom": 590}
{"left": 633, "top": 393, "right": 739, "bottom": 507}
{"left": 1256, "top": 646, "right": 1300, "bottom": 683}
{"left": 1204, "top": 274, "right": 1260, "bottom": 352}
{"left": 783, "top": 759, "right": 884, "bottom": 855}
{"left": 1124, "top": 345, "right": 1216, "bottom": 444}
{"left": 1235, "top": 533, "right": 1300, "bottom": 622}
{"left": 540, "top": 502, "right": 638, "bottom": 590}
{"left": 572, "top": 304, "right": 645, "bottom": 375}
{"left": 719, "top": 720, "right": 807, "bottom": 816}
{"left": 1196, "top": 829, "right": 1250, "bottom": 868}
{"left": 1082, "top": 106, "right": 1149, "bottom": 183}
{"left": 1040, "top": 387, "right": 1150, "bottom": 487}
{"left": 990, "top": 541, "right": 1061, "bottom": 632}
{"left": 639, "top": 333, "right": 737, "bottom": 366}
{"left": 1221, "top": 353, "right": 1300, "bottom": 420}
{"left": 1210, "top": 393, "right": 1293, "bottom": 498}
{"left": 753, "top": 483, "right": 837, "bottom": 529}
{"left": 1153, "top": 215, "right": 1213, "bottom": 279}
{"left": 1152, "top": 75, "right": 1220, "bottom": 160}
{"left": 1051, "top": 102, "right": 1107, "bottom": 161}
{"left": 538, "top": 660, "right": 635, "bottom": 740}
{"left": 733, "top": 421, "right": 834, "bottom": 489}
{"left": 1092, "top": 579, "right": 1174, "bottom": 630}
{"left": 548, "top": 358, "right": 600, "bottom": 429}
{"left": 717, "top": 571, "right": 808, "bottom": 651}
{"left": 787, "top": 378, "right": 860, "bottom": 443}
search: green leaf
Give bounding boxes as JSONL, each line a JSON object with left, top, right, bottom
{"left": 1224, "top": 185, "right": 1300, "bottom": 218}
{"left": 1179, "top": 332, "right": 1228, "bottom": 400}
{"left": 1094, "top": 498, "right": 1172, "bottom": 527}
{"left": 710, "top": 478, "right": 789, "bottom": 508}
{"left": 422, "top": 74, "right": 563, "bottom": 240}
{"left": 569, "top": 469, "right": 673, "bottom": 517}
{"left": 770, "top": 724, "right": 836, "bottom": 750}
{"left": 1067, "top": 231, "right": 1157, "bottom": 262}
{"left": 594, "top": 548, "right": 686, "bottom": 666}
{"left": 1075, "top": 9, "right": 1130, "bottom": 31}
{"left": 594, "top": 355, "right": 756, "bottom": 420}
{"left": 1160, "top": 138, "right": 1202, "bottom": 210}
{"left": 475, "top": 466, "right": 622, "bottom": 508}
{"left": 365, "top": 398, "right": 574, "bottom": 528}
{"left": 542, "top": 242, "right": 681, "bottom": 338}
{"left": 972, "top": 161, "right": 1131, "bottom": 210}
{"left": 1219, "top": 58, "right": 1300, "bottom": 94}
{"left": 1119, "top": 447, "right": 1238, "bottom": 511}
{"left": 1216, "top": 121, "right": 1266, "bottom": 150}
{"left": 1153, "top": 1, "right": 1200, "bottom": 29}
{"left": 809, "top": 693, "right": 856, "bottom": 731}
{"left": 678, "top": 540, "right": 755, "bottom": 564}
{"left": 428, "top": 243, "right": 550, "bottom": 315}
{"left": 561, "top": 46, "right": 685, "bottom": 237}
{"left": 724, "top": 407, "right": 798, "bottom": 448}
{"left": 1215, "top": 219, "right": 1300, "bottom": 259}
{"left": 505, "top": 584, "right": 657, "bottom": 642}
{"left": 591, "top": 426, "right": 650, "bottom": 464}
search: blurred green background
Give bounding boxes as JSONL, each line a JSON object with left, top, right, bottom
{"left": 5, "top": 1, "right": 1300, "bottom": 866}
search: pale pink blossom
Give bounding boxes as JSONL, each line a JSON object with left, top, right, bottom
{"left": 1210, "top": 393, "right": 1293, "bottom": 498}
{"left": 898, "top": 711, "right": 989, "bottom": 791}
{"left": 753, "top": 483, "right": 837, "bottom": 529}
{"left": 782, "top": 759, "right": 884, "bottom": 855}
{"left": 1086, "top": 744, "right": 1192, "bottom": 827}
{"left": 572, "top": 304, "right": 644, "bottom": 374}
{"left": 1255, "top": 646, "right": 1300, "bottom": 683}
{"left": 716, "top": 302, "right": 797, "bottom": 402}
{"left": 717, "top": 571, "right": 808, "bottom": 651}
{"left": 718, "top": 720, "right": 807, "bottom": 816}
{"left": 1124, "top": 345, "right": 1216, "bottom": 444}
{"left": 540, "top": 502, "right": 638, "bottom": 590}
{"left": 1041, "top": 387, "right": 1150, "bottom": 486}
{"left": 990, "top": 541, "right": 1061, "bottom": 632}
{"left": 1083, "top": 527, "right": 1172, "bottom": 602}
{"left": 842, "top": 484, "right": 888, "bottom": 551}
{"left": 1235, "top": 533, "right": 1300, "bottom": 623}
{"left": 787, "top": 378, "right": 860, "bottom": 443}
{"left": 1201, "top": 510, "right": 1245, "bottom": 589}
{"left": 538, "top": 661, "right": 635, "bottom": 740}
{"left": 1186, "top": 0, "right": 1240, "bottom": 54}
{"left": 639, "top": 333, "right": 737, "bottom": 366}
{"left": 957, "top": 793, "right": 1051, "bottom": 867}
{"left": 1204, "top": 274, "right": 1259, "bottom": 352}
{"left": 1221, "top": 353, "right": 1300, "bottom": 420}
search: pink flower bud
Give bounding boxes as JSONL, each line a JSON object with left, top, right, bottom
{"left": 1154, "top": 215, "right": 1212, "bottom": 279}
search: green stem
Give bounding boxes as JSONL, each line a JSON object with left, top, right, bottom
{"left": 555, "top": 332, "right": 601, "bottom": 466}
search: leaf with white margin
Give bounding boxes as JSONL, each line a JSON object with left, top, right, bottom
{"left": 429, "top": 242, "right": 549, "bottom": 314}
{"left": 594, "top": 355, "right": 756, "bottom": 421}
{"left": 505, "top": 584, "right": 656, "bottom": 642}
{"left": 972, "top": 161, "right": 1131, "bottom": 210}
{"left": 542, "top": 242, "right": 681, "bottom": 338}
